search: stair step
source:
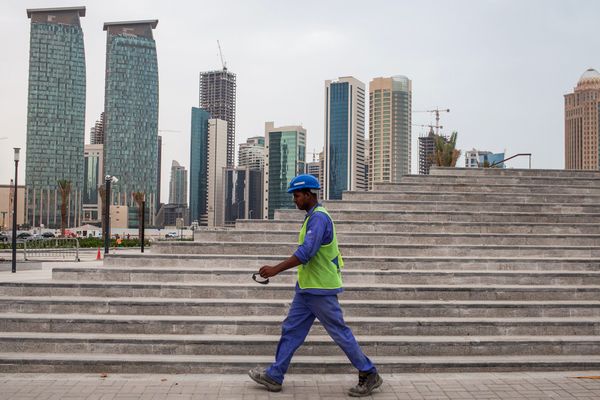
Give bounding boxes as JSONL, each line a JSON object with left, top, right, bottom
{"left": 104, "top": 254, "right": 600, "bottom": 271}
{"left": 3, "top": 313, "right": 599, "bottom": 336}
{"left": 4, "top": 281, "right": 600, "bottom": 301}
{"left": 2, "top": 332, "right": 599, "bottom": 357}
{"left": 236, "top": 219, "right": 600, "bottom": 234}
{"left": 2, "top": 296, "right": 600, "bottom": 317}
{"left": 430, "top": 167, "right": 600, "bottom": 178}
{"left": 2, "top": 353, "right": 600, "bottom": 373}
{"left": 154, "top": 241, "right": 600, "bottom": 258}
{"left": 372, "top": 182, "right": 600, "bottom": 194}
{"left": 53, "top": 266, "right": 600, "bottom": 285}
{"left": 192, "top": 230, "right": 600, "bottom": 246}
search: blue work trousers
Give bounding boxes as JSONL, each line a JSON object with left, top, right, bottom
{"left": 266, "top": 292, "right": 376, "bottom": 384}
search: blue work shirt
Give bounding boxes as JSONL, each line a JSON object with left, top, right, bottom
{"left": 293, "top": 203, "right": 343, "bottom": 295}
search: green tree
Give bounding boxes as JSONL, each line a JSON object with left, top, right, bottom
{"left": 57, "top": 180, "right": 72, "bottom": 236}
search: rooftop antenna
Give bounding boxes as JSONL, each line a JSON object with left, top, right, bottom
{"left": 217, "top": 40, "right": 227, "bottom": 71}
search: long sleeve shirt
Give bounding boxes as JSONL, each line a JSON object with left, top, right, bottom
{"left": 293, "top": 203, "right": 343, "bottom": 295}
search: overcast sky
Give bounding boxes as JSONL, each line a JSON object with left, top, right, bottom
{"left": 1, "top": 0, "right": 598, "bottom": 202}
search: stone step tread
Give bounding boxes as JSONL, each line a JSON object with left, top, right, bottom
{"left": 377, "top": 181, "right": 600, "bottom": 188}
{"left": 403, "top": 174, "right": 600, "bottom": 181}
{"left": 4, "top": 332, "right": 600, "bottom": 343}
{"left": 3, "top": 353, "right": 600, "bottom": 365}
{"left": 3, "top": 296, "right": 600, "bottom": 306}
{"left": 109, "top": 254, "right": 600, "bottom": 262}
{"left": 4, "top": 313, "right": 600, "bottom": 324}
{"left": 166, "top": 241, "right": 600, "bottom": 249}
{"left": 276, "top": 209, "right": 600, "bottom": 216}
{"left": 55, "top": 266, "right": 600, "bottom": 277}
{"left": 350, "top": 189, "right": 600, "bottom": 196}
{"left": 7, "top": 280, "right": 600, "bottom": 291}
{"left": 248, "top": 219, "right": 600, "bottom": 226}
{"left": 194, "top": 230, "right": 600, "bottom": 238}
{"left": 327, "top": 199, "right": 600, "bottom": 206}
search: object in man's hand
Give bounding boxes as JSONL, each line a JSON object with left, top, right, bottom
{"left": 252, "top": 272, "right": 269, "bottom": 285}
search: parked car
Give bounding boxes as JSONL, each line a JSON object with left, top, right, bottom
{"left": 16, "top": 232, "right": 32, "bottom": 240}
{"left": 165, "top": 232, "right": 178, "bottom": 238}
{"left": 41, "top": 232, "right": 55, "bottom": 238}
{"left": 0, "top": 232, "right": 8, "bottom": 243}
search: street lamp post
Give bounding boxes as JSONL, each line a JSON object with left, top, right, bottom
{"left": 103, "top": 175, "right": 118, "bottom": 255}
{"left": 11, "top": 148, "right": 20, "bottom": 274}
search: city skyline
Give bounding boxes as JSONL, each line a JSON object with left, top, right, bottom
{"left": 2, "top": 0, "right": 600, "bottom": 202}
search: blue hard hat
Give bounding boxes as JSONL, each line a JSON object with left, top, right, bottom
{"left": 287, "top": 174, "right": 321, "bottom": 193}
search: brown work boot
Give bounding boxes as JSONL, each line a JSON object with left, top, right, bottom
{"left": 348, "top": 371, "right": 383, "bottom": 397}
{"left": 248, "top": 367, "right": 282, "bottom": 392}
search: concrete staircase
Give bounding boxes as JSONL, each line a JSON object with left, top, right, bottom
{"left": 2, "top": 167, "right": 600, "bottom": 373}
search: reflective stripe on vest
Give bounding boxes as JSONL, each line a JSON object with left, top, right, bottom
{"left": 297, "top": 206, "right": 344, "bottom": 290}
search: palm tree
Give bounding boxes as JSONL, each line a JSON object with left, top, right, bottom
{"left": 434, "top": 131, "right": 461, "bottom": 167}
{"left": 57, "top": 180, "right": 72, "bottom": 236}
{"left": 132, "top": 192, "right": 145, "bottom": 241}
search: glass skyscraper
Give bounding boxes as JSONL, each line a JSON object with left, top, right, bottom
{"left": 263, "top": 122, "right": 306, "bottom": 219}
{"left": 190, "top": 107, "right": 211, "bottom": 224}
{"left": 25, "top": 7, "right": 86, "bottom": 228}
{"left": 168, "top": 160, "right": 188, "bottom": 206}
{"left": 324, "top": 77, "right": 367, "bottom": 200}
{"left": 103, "top": 20, "right": 159, "bottom": 225}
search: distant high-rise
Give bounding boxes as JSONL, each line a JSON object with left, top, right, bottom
{"left": 324, "top": 77, "right": 367, "bottom": 200}
{"left": 369, "top": 76, "right": 412, "bottom": 189}
{"left": 103, "top": 20, "right": 159, "bottom": 225}
{"left": 418, "top": 129, "right": 436, "bottom": 175}
{"left": 224, "top": 167, "right": 263, "bottom": 224}
{"left": 90, "top": 112, "right": 105, "bottom": 145}
{"left": 190, "top": 108, "right": 211, "bottom": 224}
{"left": 207, "top": 119, "right": 228, "bottom": 226}
{"left": 238, "top": 136, "right": 265, "bottom": 169}
{"left": 25, "top": 7, "right": 87, "bottom": 228}
{"left": 263, "top": 122, "right": 306, "bottom": 219}
{"left": 565, "top": 68, "right": 600, "bottom": 169}
{"left": 199, "top": 69, "right": 236, "bottom": 167}
{"left": 168, "top": 161, "right": 188, "bottom": 206}
{"left": 82, "top": 144, "right": 103, "bottom": 224}
{"left": 465, "top": 149, "right": 506, "bottom": 168}
{"left": 156, "top": 135, "right": 162, "bottom": 212}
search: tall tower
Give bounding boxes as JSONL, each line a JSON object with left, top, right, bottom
{"left": 565, "top": 68, "right": 600, "bottom": 170}
{"left": 103, "top": 20, "right": 159, "bottom": 224}
{"left": 25, "top": 7, "right": 86, "bottom": 228}
{"left": 199, "top": 69, "right": 237, "bottom": 167}
{"left": 206, "top": 119, "right": 228, "bottom": 227}
{"left": 168, "top": 161, "right": 188, "bottom": 206}
{"left": 190, "top": 108, "right": 211, "bottom": 224}
{"left": 238, "top": 136, "right": 265, "bottom": 169}
{"left": 369, "top": 76, "right": 412, "bottom": 189}
{"left": 263, "top": 122, "right": 306, "bottom": 219}
{"left": 324, "top": 77, "right": 366, "bottom": 200}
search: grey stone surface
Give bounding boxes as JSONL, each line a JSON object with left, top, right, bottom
{"left": 0, "top": 371, "right": 599, "bottom": 400}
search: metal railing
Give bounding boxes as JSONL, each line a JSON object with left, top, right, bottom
{"left": 23, "top": 238, "right": 80, "bottom": 262}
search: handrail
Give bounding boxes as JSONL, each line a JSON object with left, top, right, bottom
{"left": 489, "top": 153, "right": 532, "bottom": 169}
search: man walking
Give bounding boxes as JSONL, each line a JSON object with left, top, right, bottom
{"left": 248, "top": 174, "right": 383, "bottom": 397}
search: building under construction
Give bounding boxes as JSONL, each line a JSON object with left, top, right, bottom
{"left": 418, "top": 129, "right": 449, "bottom": 175}
{"left": 199, "top": 69, "right": 237, "bottom": 167}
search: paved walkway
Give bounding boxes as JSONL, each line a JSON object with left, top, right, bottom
{"left": 2, "top": 371, "right": 600, "bottom": 399}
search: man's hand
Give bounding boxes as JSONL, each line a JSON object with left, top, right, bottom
{"left": 259, "top": 265, "right": 280, "bottom": 279}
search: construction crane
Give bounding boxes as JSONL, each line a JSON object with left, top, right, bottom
{"left": 217, "top": 40, "right": 227, "bottom": 71}
{"left": 414, "top": 108, "right": 450, "bottom": 135}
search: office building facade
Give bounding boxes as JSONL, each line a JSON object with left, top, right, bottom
{"left": 238, "top": 136, "right": 265, "bottom": 169}
{"left": 324, "top": 77, "right": 367, "bottom": 200}
{"left": 465, "top": 149, "right": 506, "bottom": 168}
{"left": 263, "top": 122, "right": 306, "bottom": 219}
{"left": 565, "top": 68, "right": 600, "bottom": 169}
{"left": 25, "top": 7, "right": 87, "bottom": 228}
{"left": 189, "top": 108, "right": 211, "bottom": 224}
{"left": 168, "top": 161, "right": 187, "bottom": 206}
{"left": 199, "top": 69, "right": 237, "bottom": 167}
{"left": 369, "top": 76, "right": 412, "bottom": 189}
{"left": 103, "top": 20, "right": 159, "bottom": 225}
{"left": 207, "top": 119, "right": 228, "bottom": 226}
{"left": 224, "top": 167, "right": 263, "bottom": 225}
{"left": 82, "top": 144, "right": 103, "bottom": 224}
